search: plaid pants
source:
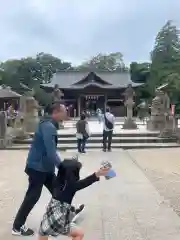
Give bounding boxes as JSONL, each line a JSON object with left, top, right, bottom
{"left": 39, "top": 198, "right": 73, "bottom": 237}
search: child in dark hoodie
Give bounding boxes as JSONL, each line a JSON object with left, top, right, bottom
{"left": 38, "top": 159, "right": 110, "bottom": 240}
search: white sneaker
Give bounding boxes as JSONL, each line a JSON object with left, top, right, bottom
{"left": 12, "top": 225, "right": 34, "bottom": 236}
{"left": 71, "top": 204, "right": 85, "bottom": 222}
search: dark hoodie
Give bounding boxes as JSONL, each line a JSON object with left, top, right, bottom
{"left": 53, "top": 160, "right": 99, "bottom": 204}
{"left": 26, "top": 117, "right": 61, "bottom": 173}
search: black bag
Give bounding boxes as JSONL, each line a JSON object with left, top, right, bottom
{"left": 104, "top": 114, "right": 113, "bottom": 130}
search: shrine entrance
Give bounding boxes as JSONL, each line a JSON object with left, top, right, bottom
{"left": 80, "top": 95, "right": 105, "bottom": 116}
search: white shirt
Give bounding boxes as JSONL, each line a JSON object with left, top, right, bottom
{"left": 103, "top": 112, "right": 115, "bottom": 131}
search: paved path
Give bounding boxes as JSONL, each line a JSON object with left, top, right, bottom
{"left": 1, "top": 150, "right": 180, "bottom": 239}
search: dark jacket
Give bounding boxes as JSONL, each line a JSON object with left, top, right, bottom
{"left": 76, "top": 120, "right": 87, "bottom": 136}
{"left": 26, "top": 117, "right": 61, "bottom": 173}
{"left": 53, "top": 173, "right": 99, "bottom": 204}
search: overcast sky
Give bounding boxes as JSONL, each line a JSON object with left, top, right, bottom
{"left": 0, "top": 0, "right": 180, "bottom": 65}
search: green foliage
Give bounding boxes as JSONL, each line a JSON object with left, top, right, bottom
{"left": 148, "top": 20, "right": 180, "bottom": 94}
{"left": 77, "top": 52, "right": 127, "bottom": 71}
{"left": 36, "top": 53, "right": 72, "bottom": 83}
{"left": 163, "top": 73, "right": 180, "bottom": 103}
{"left": 131, "top": 21, "right": 180, "bottom": 104}
{"left": 33, "top": 86, "right": 53, "bottom": 107}
{"left": 0, "top": 52, "right": 73, "bottom": 87}
{"left": 130, "top": 62, "right": 150, "bottom": 83}
{"left": 0, "top": 53, "right": 73, "bottom": 104}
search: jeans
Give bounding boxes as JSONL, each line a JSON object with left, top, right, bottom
{"left": 103, "top": 130, "right": 113, "bottom": 150}
{"left": 77, "top": 136, "right": 87, "bottom": 152}
{"left": 13, "top": 168, "right": 55, "bottom": 230}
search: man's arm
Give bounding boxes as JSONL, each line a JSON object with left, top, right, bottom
{"left": 41, "top": 122, "right": 61, "bottom": 168}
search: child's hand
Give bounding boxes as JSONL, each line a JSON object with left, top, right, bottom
{"left": 95, "top": 167, "right": 110, "bottom": 177}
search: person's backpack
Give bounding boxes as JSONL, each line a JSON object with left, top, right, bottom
{"left": 104, "top": 114, "right": 113, "bottom": 130}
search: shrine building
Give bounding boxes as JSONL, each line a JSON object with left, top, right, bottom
{"left": 41, "top": 71, "right": 142, "bottom": 117}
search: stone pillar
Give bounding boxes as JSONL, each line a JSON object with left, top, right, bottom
{"left": 13, "top": 96, "right": 29, "bottom": 139}
{"left": 123, "top": 99, "right": 137, "bottom": 129}
{"left": 0, "top": 111, "right": 12, "bottom": 148}
{"left": 122, "top": 84, "right": 137, "bottom": 129}
{"left": 23, "top": 96, "right": 39, "bottom": 133}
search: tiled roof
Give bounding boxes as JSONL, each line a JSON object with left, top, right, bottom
{"left": 0, "top": 86, "right": 21, "bottom": 98}
{"left": 42, "top": 71, "right": 142, "bottom": 89}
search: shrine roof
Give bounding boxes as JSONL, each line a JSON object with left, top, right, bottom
{"left": 41, "top": 70, "right": 142, "bottom": 89}
{"left": 0, "top": 86, "right": 21, "bottom": 98}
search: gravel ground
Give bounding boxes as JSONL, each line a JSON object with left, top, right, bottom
{"left": 127, "top": 148, "right": 180, "bottom": 215}
{"left": 1, "top": 149, "right": 180, "bottom": 239}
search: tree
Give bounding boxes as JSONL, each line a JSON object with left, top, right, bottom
{"left": 77, "top": 52, "right": 127, "bottom": 71}
{"left": 0, "top": 58, "right": 42, "bottom": 88}
{"left": 149, "top": 20, "right": 180, "bottom": 93}
{"left": 163, "top": 73, "right": 180, "bottom": 103}
{"left": 33, "top": 85, "right": 53, "bottom": 106}
{"left": 0, "top": 53, "right": 73, "bottom": 95}
{"left": 36, "top": 53, "right": 73, "bottom": 83}
{"left": 130, "top": 62, "right": 150, "bottom": 83}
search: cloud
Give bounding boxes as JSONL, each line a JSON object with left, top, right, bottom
{"left": 0, "top": 0, "right": 180, "bottom": 64}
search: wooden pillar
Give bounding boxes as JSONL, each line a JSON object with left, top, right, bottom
{"left": 77, "top": 96, "right": 81, "bottom": 117}
{"left": 104, "top": 94, "right": 107, "bottom": 111}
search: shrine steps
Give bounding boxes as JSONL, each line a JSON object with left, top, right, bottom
{"left": 10, "top": 132, "right": 179, "bottom": 150}
{"left": 6, "top": 143, "right": 180, "bottom": 150}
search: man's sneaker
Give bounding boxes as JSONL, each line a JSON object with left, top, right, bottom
{"left": 71, "top": 204, "right": 85, "bottom": 222}
{"left": 12, "top": 225, "right": 34, "bottom": 236}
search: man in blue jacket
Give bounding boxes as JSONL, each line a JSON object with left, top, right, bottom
{"left": 12, "top": 103, "right": 84, "bottom": 236}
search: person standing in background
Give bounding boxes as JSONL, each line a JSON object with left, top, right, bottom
{"left": 76, "top": 113, "right": 90, "bottom": 153}
{"left": 96, "top": 108, "right": 102, "bottom": 123}
{"left": 102, "top": 107, "right": 115, "bottom": 152}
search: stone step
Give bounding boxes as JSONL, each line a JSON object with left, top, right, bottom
{"left": 7, "top": 142, "right": 180, "bottom": 150}
{"left": 64, "top": 122, "right": 146, "bottom": 126}
{"left": 29, "top": 132, "right": 160, "bottom": 138}
{"left": 14, "top": 136, "right": 177, "bottom": 144}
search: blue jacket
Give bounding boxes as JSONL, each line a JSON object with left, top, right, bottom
{"left": 26, "top": 117, "right": 61, "bottom": 173}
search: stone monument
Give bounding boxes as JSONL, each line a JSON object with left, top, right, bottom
{"left": 23, "top": 95, "right": 39, "bottom": 133}
{"left": 122, "top": 84, "right": 137, "bottom": 129}
{"left": 52, "top": 84, "right": 64, "bottom": 103}
{"left": 147, "top": 90, "right": 166, "bottom": 131}
{"left": 14, "top": 96, "right": 29, "bottom": 139}
{"left": 147, "top": 89, "right": 176, "bottom": 133}
{"left": 0, "top": 111, "right": 12, "bottom": 148}
{"left": 159, "top": 91, "right": 177, "bottom": 137}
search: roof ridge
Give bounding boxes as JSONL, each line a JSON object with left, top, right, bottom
{"left": 56, "top": 70, "right": 129, "bottom": 74}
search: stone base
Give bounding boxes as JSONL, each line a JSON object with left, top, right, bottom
{"left": 24, "top": 117, "right": 39, "bottom": 133}
{"left": 122, "top": 118, "right": 137, "bottom": 129}
{"left": 13, "top": 128, "right": 30, "bottom": 140}
{"left": 159, "top": 129, "right": 175, "bottom": 138}
{"left": 159, "top": 118, "right": 177, "bottom": 138}
{"left": 147, "top": 120, "right": 165, "bottom": 131}
{"left": 0, "top": 137, "right": 12, "bottom": 149}
{"left": 147, "top": 117, "right": 176, "bottom": 132}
